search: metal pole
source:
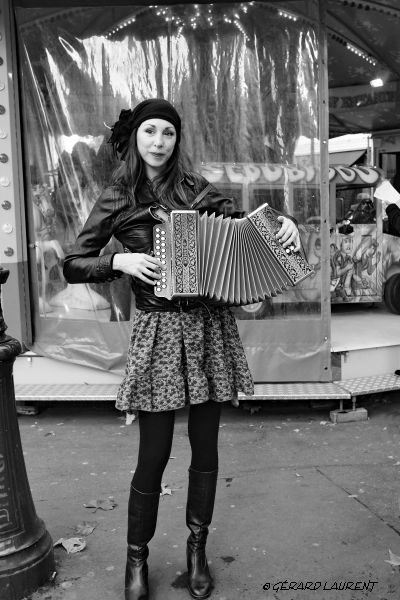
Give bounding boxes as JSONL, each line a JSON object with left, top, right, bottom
{"left": 0, "top": 267, "right": 55, "bottom": 599}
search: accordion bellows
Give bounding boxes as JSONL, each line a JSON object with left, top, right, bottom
{"left": 153, "top": 203, "right": 313, "bottom": 305}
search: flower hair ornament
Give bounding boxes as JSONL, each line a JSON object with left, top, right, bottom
{"left": 107, "top": 109, "right": 135, "bottom": 160}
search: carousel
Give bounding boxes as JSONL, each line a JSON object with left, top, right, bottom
{"left": 0, "top": 0, "right": 399, "bottom": 416}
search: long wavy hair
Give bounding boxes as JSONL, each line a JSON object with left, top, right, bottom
{"left": 111, "top": 127, "right": 190, "bottom": 209}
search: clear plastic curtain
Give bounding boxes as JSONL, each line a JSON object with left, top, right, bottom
{"left": 15, "top": 1, "right": 330, "bottom": 380}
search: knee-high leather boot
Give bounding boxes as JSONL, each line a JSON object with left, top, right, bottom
{"left": 186, "top": 468, "right": 218, "bottom": 599}
{"left": 125, "top": 485, "right": 160, "bottom": 600}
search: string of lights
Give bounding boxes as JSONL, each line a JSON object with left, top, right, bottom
{"left": 103, "top": 0, "right": 380, "bottom": 77}
{"left": 105, "top": 3, "right": 256, "bottom": 40}
{"left": 329, "top": 32, "right": 377, "bottom": 66}
{"left": 336, "top": 0, "right": 400, "bottom": 20}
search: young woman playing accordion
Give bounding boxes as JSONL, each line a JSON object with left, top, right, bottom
{"left": 64, "top": 98, "right": 300, "bottom": 600}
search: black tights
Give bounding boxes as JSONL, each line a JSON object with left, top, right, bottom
{"left": 132, "top": 401, "right": 222, "bottom": 493}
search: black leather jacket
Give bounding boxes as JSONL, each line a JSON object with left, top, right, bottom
{"left": 63, "top": 172, "right": 240, "bottom": 312}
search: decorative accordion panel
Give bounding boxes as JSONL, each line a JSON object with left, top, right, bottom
{"left": 154, "top": 204, "right": 313, "bottom": 305}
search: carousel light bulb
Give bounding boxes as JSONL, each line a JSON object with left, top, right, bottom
{"left": 278, "top": 9, "right": 298, "bottom": 21}
{"left": 346, "top": 42, "right": 377, "bottom": 66}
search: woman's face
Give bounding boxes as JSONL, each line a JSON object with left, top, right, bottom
{"left": 136, "top": 118, "right": 177, "bottom": 179}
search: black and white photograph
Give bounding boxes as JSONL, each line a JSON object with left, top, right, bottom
{"left": 1, "top": 1, "right": 400, "bottom": 599}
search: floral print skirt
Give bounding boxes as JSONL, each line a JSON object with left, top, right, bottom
{"left": 116, "top": 306, "right": 254, "bottom": 412}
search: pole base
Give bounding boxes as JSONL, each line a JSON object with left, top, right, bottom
{"left": 0, "top": 528, "right": 55, "bottom": 600}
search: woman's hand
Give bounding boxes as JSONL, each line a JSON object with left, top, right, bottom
{"left": 275, "top": 216, "right": 301, "bottom": 252}
{"left": 113, "top": 252, "right": 162, "bottom": 285}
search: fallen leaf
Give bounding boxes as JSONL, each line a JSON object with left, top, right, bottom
{"left": 54, "top": 537, "right": 86, "bottom": 554}
{"left": 74, "top": 521, "right": 98, "bottom": 536}
{"left": 125, "top": 412, "right": 136, "bottom": 425}
{"left": 83, "top": 497, "right": 117, "bottom": 511}
{"left": 160, "top": 483, "right": 172, "bottom": 496}
{"left": 385, "top": 549, "right": 400, "bottom": 566}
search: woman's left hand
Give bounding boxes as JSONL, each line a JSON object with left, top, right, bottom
{"left": 275, "top": 216, "right": 301, "bottom": 252}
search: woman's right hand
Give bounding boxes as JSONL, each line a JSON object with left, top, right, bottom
{"left": 112, "top": 252, "right": 162, "bottom": 285}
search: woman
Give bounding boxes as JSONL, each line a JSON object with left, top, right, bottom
{"left": 63, "top": 98, "right": 300, "bottom": 600}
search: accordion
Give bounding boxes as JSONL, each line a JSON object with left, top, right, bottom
{"left": 153, "top": 203, "right": 313, "bottom": 305}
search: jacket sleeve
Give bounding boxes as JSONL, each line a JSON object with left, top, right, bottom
{"left": 63, "top": 187, "right": 123, "bottom": 284}
{"left": 386, "top": 204, "right": 400, "bottom": 236}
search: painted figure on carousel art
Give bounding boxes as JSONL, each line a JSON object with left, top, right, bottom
{"left": 331, "top": 235, "right": 354, "bottom": 300}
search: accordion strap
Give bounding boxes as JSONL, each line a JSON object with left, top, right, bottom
{"left": 190, "top": 183, "right": 213, "bottom": 209}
